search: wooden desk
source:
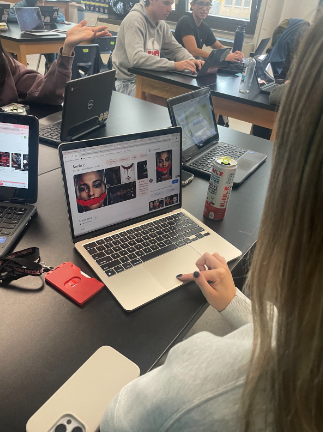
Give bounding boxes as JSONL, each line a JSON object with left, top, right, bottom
{"left": 1, "top": 94, "right": 273, "bottom": 432}
{"left": 9, "top": 0, "right": 70, "bottom": 20}
{"left": 0, "top": 22, "right": 74, "bottom": 65}
{"left": 130, "top": 68, "right": 278, "bottom": 138}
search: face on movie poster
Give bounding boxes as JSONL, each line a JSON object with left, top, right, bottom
{"left": 74, "top": 170, "right": 107, "bottom": 213}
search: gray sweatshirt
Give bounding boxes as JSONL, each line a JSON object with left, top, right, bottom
{"left": 112, "top": 0, "right": 194, "bottom": 81}
{"left": 100, "top": 289, "right": 262, "bottom": 432}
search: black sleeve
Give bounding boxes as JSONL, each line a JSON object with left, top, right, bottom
{"left": 174, "top": 16, "right": 195, "bottom": 45}
{"left": 204, "top": 23, "right": 217, "bottom": 47}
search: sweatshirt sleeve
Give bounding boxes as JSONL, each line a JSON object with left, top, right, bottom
{"left": 123, "top": 18, "right": 177, "bottom": 71}
{"left": 14, "top": 48, "right": 73, "bottom": 105}
{"left": 269, "top": 81, "right": 289, "bottom": 105}
{"left": 100, "top": 329, "right": 252, "bottom": 432}
{"left": 8, "top": 0, "right": 24, "bottom": 22}
{"left": 161, "top": 24, "right": 194, "bottom": 62}
{"left": 219, "top": 288, "right": 252, "bottom": 328}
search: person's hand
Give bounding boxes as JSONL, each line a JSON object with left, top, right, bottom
{"left": 62, "top": 20, "right": 111, "bottom": 56}
{"left": 225, "top": 51, "right": 243, "bottom": 62}
{"left": 192, "top": 59, "right": 204, "bottom": 70}
{"left": 174, "top": 59, "right": 198, "bottom": 73}
{"left": 177, "top": 252, "right": 236, "bottom": 311}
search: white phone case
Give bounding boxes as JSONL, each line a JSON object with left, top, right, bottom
{"left": 26, "top": 346, "right": 140, "bottom": 432}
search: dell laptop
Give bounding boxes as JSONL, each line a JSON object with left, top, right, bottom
{"left": 167, "top": 88, "right": 267, "bottom": 185}
{"left": 39, "top": 70, "right": 116, "bottom": 146}
{"left": 59, "top": 128, "right": 241, "bottom": 311}
{"left": 0, "top": 113, "right": 39, "bottom": 257}
{"left": 174, "top": 48, "right": 230, "bottom": 78}
{"left": 15, "top": 7, "right": 58, "bottom": 35}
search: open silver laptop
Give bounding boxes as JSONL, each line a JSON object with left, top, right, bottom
{"left": 59, "top": 128, "right": 241, "bottom": 311}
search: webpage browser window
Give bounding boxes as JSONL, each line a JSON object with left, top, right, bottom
{"left": 0, "top": 122, "right": 29, "bottom": 189}
{"left": 63, "top": 133, "right": 181, "bottom": 237}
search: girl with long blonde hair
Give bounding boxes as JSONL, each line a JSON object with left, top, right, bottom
{"left": 101, "top": 13, "right": 323, "bottom": 432}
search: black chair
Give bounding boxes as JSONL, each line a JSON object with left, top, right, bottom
{"left": 71, "top": 44, "right": 100, "bottom": 80}
{"left": 94, "top": 36, "right": 117, "bottom": 71}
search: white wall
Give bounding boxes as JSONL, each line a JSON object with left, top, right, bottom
{"left": 254, "top": 0, "right": 319, "bottom": 47}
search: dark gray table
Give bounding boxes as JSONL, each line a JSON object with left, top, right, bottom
{"left": 37, "top": 91, "right": 173, "bottom": 175}
{"left": 129, "top": 67, "right": 277, "bottom": 137}
{"left": 0, "top": 96, "right": 273, "bottom": 432}
{"left": 0, "top": 22, "right": 76, "bottom": 66}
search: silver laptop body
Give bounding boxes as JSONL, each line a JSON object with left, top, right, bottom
{"left": 59, "top": 128, "right": 241, "bottom": 310}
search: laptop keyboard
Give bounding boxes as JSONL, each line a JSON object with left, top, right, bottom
{"left": 0, "top": 205, "right": 28, "bottom": 236}
{"left": 83, "top": 212, "right": 210, "bottom": 277}
{"left": 189, "top": 142, "right": 247, "bottom": 173}
{"left": 39, "top": 121, "right": 62, "bottom": 144}
{"left": 262, "top": 83, "right": 279, "bottom": 93}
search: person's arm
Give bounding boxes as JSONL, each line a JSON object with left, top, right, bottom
{"left": 161, "top": 25, "right": 195, "bottom": 62}
{"left": 57, "top": 12, "right": 66, "bottom": 23}
{"left": 14, "top": 20, "right": 111, "bottom": 105}
{"left": 8, "top": 0, "right": 25, "bottom": 22}
{"left": 14, "top": 50, "right": 74, "bottom": 105}
{"left": 101, "top": 329, "right": 251, "bottom": 432}
{"left": 210, "top": 39, "right": 244, "bottom": 62}
{"left": 182, "top": 35, "right": 212, "bottom": 60}
{"left": 269, "top": 81, "right": 290, "bottom": 105}
{"left": 123, "top": 20, "right": 199, "bottom": 73}
{"left": 177, "top": 252, "right": 252, "bottom": 329}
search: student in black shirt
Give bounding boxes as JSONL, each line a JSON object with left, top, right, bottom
{"left": 175, "top": 0, "right": 243, "bottom": 62}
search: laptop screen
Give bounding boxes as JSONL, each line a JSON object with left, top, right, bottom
{"left": 16, "top": 7, "right": 44, "bottom": 31}
{"left": 0, "top": 122, "right": 29, "bottom": 189}
{"left": 171, "top": 92, "right": 217, "bottom": 152}
{"left": 61, "top": 131, "right": 181, "bottom": 238}
{"left": 256, "top": 58, "right": 275, "bottom": 86}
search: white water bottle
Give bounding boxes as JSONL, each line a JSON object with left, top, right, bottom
{"left": 239, "top": 52, "right": 256, "bottom": 94}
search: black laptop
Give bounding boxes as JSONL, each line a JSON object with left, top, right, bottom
{"left": 167, "top": 88, "right": 267, "bottom": 185}
{"left": 174, "top": 48, "right": 230, "bottom": 78}
{"left": 39, "top": 70, "right": 116, "bottom": 146}
{"left": 0, "top": 113, "right": 38, "bottom": 256}
{"left": 254, "top": 37, "right": 271, "bottom": 56}
{"left": 39, "top": 5, "right": 59, "bottom": 29}
{"left": 255, "top": 57, "right": 281, "bottom": 94}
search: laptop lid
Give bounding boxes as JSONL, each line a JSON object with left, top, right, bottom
{"left": 15, "top": 7, "right": 45, "bottom": 31}
{"left": 39, "top": 6, "right": 59, "bottom": 24}
{"left": 0, "top": 113, "right": 39, "bottom": 204}
{"left": 60, "top": 70, "right": 116, "bottom": 142}
{"left": 0, "top": 4, "right": 10, "bottom": 23}
{"left": 167, "top": 88, "right": 218, "bottom": 163}
{"left": 59, "top": 127, "right": 182, "bottom": 242}
{"left": 197, "top": 48, "right": 230, "bottom": 76}
{"left": 254, "top": 37, "right": 270, "bottom": 56}
{"left": 255, "top": 57, "right": 275, "bottom": 88}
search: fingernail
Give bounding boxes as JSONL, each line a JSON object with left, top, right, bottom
{"left": 193, "top": 271, "right": 200, "bottom": 278}
{"left": 176, "top": 274, "right": 183, "bottom": 278}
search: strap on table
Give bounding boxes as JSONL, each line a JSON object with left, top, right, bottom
{"left": 0, "top": 247, "right": 44, "bottom": 282}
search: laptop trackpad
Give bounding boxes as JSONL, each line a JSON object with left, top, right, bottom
{"left": 144, "top": 245, "right": 201, "bottom": 290}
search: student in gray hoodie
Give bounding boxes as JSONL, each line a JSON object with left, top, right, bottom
{"left": 113, "top": 0, "right": 204, "bottom": 97}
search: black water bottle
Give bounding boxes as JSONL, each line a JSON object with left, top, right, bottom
{"left": 233, "top": 24, "right": 246, "bottom": 53}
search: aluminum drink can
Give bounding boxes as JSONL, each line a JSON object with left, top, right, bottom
{"left": 203, "top": 156, "right": 237, "bottom": 220}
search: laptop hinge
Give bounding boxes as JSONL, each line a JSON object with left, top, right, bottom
{"left": 4, "top": 198, "right": 26, "bottom": 204}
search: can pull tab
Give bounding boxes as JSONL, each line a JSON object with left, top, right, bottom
{"left": 222, "top": 156, "right": 231, "bottom": 165}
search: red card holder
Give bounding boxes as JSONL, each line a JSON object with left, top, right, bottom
{"left": 45, "top": 262, "right": 104, "bottom": 305}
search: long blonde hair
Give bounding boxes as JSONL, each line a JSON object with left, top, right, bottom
{"left": 242, "top": 14, "right": 323, "bottom": 432}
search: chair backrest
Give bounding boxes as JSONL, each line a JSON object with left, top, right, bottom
{"left": 71, "top": 44, "right": 100, "bottom": 80}
{"left": 94, "top": 36, "right": 117, "bottom": 54}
